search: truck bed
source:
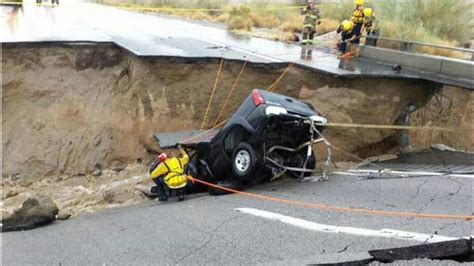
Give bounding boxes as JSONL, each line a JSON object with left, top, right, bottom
{"left": 153, "top": 129, "right": 219, "bottom": 149}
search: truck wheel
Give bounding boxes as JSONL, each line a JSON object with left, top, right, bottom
{"left": 231, "top": 142, "right": 259, "bottom": 182}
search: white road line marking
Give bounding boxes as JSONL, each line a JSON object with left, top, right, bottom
{"left": 343, "top": 169, "right": 474, "bottom": 179}
{"left": 235, "top": 208, "right": 458, "bottom": 243}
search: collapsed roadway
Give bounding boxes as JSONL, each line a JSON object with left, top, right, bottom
{"left": 1, "top": 2, "right": 473, "bottom": 265}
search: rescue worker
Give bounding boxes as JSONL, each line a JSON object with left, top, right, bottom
{"left": 351, "top": 0, "right": 365, "bottom": 45}
{"left": 363, "top": 8, "right": 380, "bottom": 46}
{"left": 336, "top": 20, "right": 356, "bottom": 55}
{"left": 300, "top": 0, "right": 321, "bottom": 59}
{"left": 150, "top": 148, "right": 190, "bottom": 202}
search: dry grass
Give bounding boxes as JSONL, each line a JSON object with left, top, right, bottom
{"left": 184, "top": 11, "right": 213, "bottom": 21}
{"left": 101, "top": 0, "right": 473, "bottom": 59}
{"left": 250, "top": 11, "right": 281, "bottom": 29}
{"left": 317, "top": 19, "right": 339, "bottom": 35}
{"left": 216, "top": 13, "right": 230, "bottom": 23}
{"left": 228, "top": 6, "right": 253, "bottom": 31}
{"left": 279, "top": 13, "right": 303, "bottom": 33}
{"left": 320, "top": 0, "right": 353, "bottom": 22}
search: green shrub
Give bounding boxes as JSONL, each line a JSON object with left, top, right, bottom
{"left": 375, "top": 0, "right": 474, "bottom": 44}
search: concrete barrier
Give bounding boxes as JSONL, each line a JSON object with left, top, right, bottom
{"left": 359, "top": 46, "right": 474, "bottom": 80}
{"left": 441, "top": 57, "right": 474, "bottom": 79}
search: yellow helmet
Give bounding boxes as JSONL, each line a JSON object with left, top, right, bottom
{"left": 341, "top": 20, "right": 354, "bottom": 32}
{"left": 354, "top": 0, "right": 364, "bottom": 6}
{"left": 363, "top": 8, "right": 373, "bottom": 17}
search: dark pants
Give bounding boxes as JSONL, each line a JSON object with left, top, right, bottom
{"left": 153, "top": 177, "right": 187, "bottom": 201}
{"left": 302, "top": 28, "right": 315, "bottom": 45}
{"left": 153, "top": 177, "right": 168, "bottom": 201}
{"left": 338, "top": 41, "right": 348, "bottom": 54}
{"left": 339, "top": 36, "right": 355, "bottom": 54}
{"left": 353, "top": 23, "right": 363, "bottom": 44}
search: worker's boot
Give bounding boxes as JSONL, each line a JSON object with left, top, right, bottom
{"left": 155, "top": 185, "right": 168, "bottom": 202}
{"left": 178, "top": 189, "right": 185, "bottom": 201}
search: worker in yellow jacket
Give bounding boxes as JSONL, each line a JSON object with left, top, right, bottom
{"left": 351, "top": 0, "right": 365, "bottom": 44}
{"left": 150, "top": 148, "right": 191, "bottom": 202}
{"left": 363, "top": 8, "right": 380, "bottom": 46}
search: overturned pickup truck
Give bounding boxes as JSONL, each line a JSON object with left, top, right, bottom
{"left": 155, "top": 89, "right": 327, "bottom": 191}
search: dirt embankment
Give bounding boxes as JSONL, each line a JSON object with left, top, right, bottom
{"left": 3, "top": 43, "right": 472, "bottom": 180}
{"left": 2, "top": 42, "right": 473, "bottom": 217}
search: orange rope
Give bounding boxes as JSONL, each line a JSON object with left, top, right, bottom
{"left": 212, "top": 61, "right": 248, "bottom": 127}
{"left": 267, "top": 62, "right": 294, "bottom": 92}
{"left": 189, "top": 177, "right": 473, "bottom": 221}
{"left": 186, "top": 61, "right": 294, "bottom": 144}
{"left": 182, "top": 119, "right": 229, "bottom": 144}
{"left": 200, "top": 58, "right": 224, "bottom": 130}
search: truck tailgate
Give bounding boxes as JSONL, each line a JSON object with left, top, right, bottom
{"left": 154, "top": 129, "right": 219, "bottom": 149}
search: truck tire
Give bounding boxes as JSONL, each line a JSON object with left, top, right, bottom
{"left": 231, "top": 142, "right": 259, "bottom": 182}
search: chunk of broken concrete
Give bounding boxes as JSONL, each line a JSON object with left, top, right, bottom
{"left": 368, "top": 239, "right": 472, "bottom": 262}
{"left": 431, "top": 144, "right": 458, "bottom": 152}
{"left": 1, "top": 196, "right": 59, "bottom": 232}
{"left": 56, "top": 211, "right": 72, "bottom": 221}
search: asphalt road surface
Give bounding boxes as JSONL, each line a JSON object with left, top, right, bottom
{"left": 3, "top": 173, "right": 472, "bottom": 264}
{"left": 2, "top": 0, "right": 471, "bottom": 88}
{"left": 1, "top": 1, "right": 473, "bottom": 264}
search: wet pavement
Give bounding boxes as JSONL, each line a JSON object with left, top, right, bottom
{"left": 2, "top": 1, "right": 473, "bottom": 88}
{"left": 3, "top": 172, "right": 472, "bottom": 264}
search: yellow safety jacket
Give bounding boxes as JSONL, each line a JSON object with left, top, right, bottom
{"left": 150, "top": 150, "right": 189, "bottom": 189}
{"left": 364, "top": 16, "right": 380, "bottom": 33}
{"left": 351, "top": 8, "right": 364, "bottom": 24}
{"left": 302, "top": 6, "right": 320, "bottom": 29}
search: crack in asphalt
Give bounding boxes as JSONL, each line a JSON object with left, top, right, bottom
{"left": 173, "top": 214, "right": 247, "bottom": 264}
{"left": 417, "top": 177, "right": 464, "bottom": 214}
{"left": 337, "top": 242, "right": 353, "bottom": 253}
{"left": 436, "top": 221, "right": 458, "bottom": 235}
{"left": 412, "top": 178, "right": 430, "bottom": 199}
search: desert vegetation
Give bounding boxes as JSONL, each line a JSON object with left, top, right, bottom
{"left": 96, "top": 0, "right": 473, "bottom": 57}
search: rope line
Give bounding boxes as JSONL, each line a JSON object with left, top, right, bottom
{"left": 267, "top": 62, "right": 294, "bottom": 92}
{"left": 183, "top": 119, "right": 229, "bottom": 144}
{"left": 200, "top": 58, "right": 224, "bottom": 130}
{"left": 107, "top": 5, "right": 308, "bottom": 13}
{"left": 189, "top": 177, "right": 473, "bottom": 221}
{"left": 213, "top": 61, "right": 248, "bottom": 127}
{"left": 185, "top": 60, "right": 295, "bottom": 143}
{"left": 318, "top": 122, "right": 472, "bottom": 132}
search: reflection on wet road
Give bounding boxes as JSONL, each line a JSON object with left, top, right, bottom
{"left": 2, "top": 0, "right": 472, "bottom": 88}
{"left": 1, "top": 1, "right": 352, "bottom": 71}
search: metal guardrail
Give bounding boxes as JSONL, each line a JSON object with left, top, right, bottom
{"left": 366, "top": 36, "right": 474, "bottom": 61}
